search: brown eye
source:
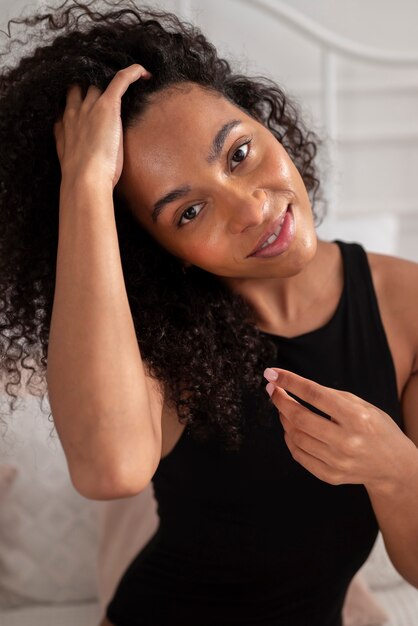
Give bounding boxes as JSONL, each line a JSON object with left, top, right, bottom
{"left": 178, "top": 202, "right": 205, "bottom": 227}
{"left": 183, "top": 206, "right": 198, "bottom": 221}
{"left": 231, "top": 141, "right": 250, "bottom": 170}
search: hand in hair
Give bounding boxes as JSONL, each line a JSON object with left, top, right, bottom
{"left": 54, "top": 64, "right": 151, "bottom": 190}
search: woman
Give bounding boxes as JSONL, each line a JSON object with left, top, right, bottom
{"left": 1, "top": 1, "right": 417, "bottom": 625}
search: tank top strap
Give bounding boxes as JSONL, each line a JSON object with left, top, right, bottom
{"left": 333, "top": 239, "right": 401, "bottom": 422}
{"left": 334, "top": 239, "right": 391, "bottom": 357}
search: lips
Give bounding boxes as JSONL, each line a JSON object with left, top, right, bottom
{"left": 247, "top": 206, "right": 290, "bottom": 257}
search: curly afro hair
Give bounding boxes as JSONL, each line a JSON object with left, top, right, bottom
{"left": 0, "top": 0, "right": 323, "bottom": 450}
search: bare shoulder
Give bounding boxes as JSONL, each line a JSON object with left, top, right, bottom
{"left": 367, "top": 250, "right": 418, "bottom": 289}
{"left": 366, "top": 250, "right": 418, "bottom": 311}
{"left": 366, "top": 250, "right": 418, "bottom": 373}
{"left": 367, "top": 251, "right": 418, "bottom": 443}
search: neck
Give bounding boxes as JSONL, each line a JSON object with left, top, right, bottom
{"left": 221, "top": 239, "right": 342, "bottom": 336}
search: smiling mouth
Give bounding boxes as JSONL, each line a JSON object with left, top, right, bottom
{"left": 258, "top": 220, "right": 286, "bottom": 250}
{"left": 248, "top": 206, "right": 290, "bottom": 257}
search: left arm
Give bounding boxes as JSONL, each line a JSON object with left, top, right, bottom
{"left": 367, "top": 367, "right": 418, "bottom": 587}
{"left": 264, "top": 366, "right": 418, "bottom": 587}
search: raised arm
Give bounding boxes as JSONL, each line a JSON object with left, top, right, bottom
{"left": 47, "top": 65, "right": 163, "bottom": 500}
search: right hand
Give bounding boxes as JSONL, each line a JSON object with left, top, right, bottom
{"left": 54, "top": 64, "right": 151, "bottom": 190}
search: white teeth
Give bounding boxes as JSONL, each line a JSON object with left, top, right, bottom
{"left": 261, "top": 232, "right": 279, "bottom": 249}
{"left": 257, "top": 207, "right": 288, "bottom": 251}
{"left": 260, "top": 220, "right": 284, "bottom": 249}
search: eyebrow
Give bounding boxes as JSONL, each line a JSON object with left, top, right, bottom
{"left": 151, "top": 185, "right": 192, "bottom": 224}
{"left": 207, "top": 119, "right": 242, "bottom": 164}
{"left": 151, "top": 119, "right": 242, "bottom": 224}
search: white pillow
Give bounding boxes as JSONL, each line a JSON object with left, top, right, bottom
{"left": 0, "top": 393, "right": 100, "bottom": 608}
{"left": 95, "top": 484, "right": 159, "bottom": 616}
{"left": 343, "top": 570, "right": 389, "bottom": 626}
{"left": 0, "top": 464, "right": 18, "bottom": 499}
{"left": 361, "top": 532, "right": 405, "bottom": 591}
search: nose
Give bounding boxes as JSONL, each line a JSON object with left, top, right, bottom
{"left": 220, "top": 186, "right": 267, "bottom": 234}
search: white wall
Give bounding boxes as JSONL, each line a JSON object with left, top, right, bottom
{"left": 0, "top": 0, "right": 39, "bottom": 27}
{"left": 2, "top": 0, "right": 417, "bottom": 260}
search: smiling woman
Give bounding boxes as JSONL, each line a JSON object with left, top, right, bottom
{"left": 1, "top": 1, "right": 418, "bottom": 626}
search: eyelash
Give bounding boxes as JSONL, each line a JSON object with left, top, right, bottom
{"left": 177, "top": 139, "right": 252, "bottom": 228}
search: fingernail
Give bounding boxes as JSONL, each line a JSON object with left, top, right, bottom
{"left": 266, "top": 382, "right": 276, "bottom": 397}
{"left": 264, "top": 368, "right": 279, "bottom": 382}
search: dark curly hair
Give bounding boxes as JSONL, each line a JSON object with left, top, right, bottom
{"left": 0, "top": 0, "right": 323, "bottom": 451}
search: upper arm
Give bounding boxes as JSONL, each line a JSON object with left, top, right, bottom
{"left": 368, "top": 251, "right": 418, "bottom": 445}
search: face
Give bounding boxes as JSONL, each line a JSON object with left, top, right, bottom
{"left": 119, "top": 83, "right": 317, "bottom": 281}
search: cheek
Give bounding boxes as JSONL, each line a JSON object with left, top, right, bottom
{"left": 154, "top": 232, "right": 213, "bottom": 264}
{"left": 183, "top": 236, "right": 224, "bottom": 263}
{"left": 266, "top": 142, "right": 307, "bottom": 192}
{"left": 179, "top": 231, "right": 233, "bottom": 271}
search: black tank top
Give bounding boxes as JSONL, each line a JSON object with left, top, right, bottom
{"left": 106, "top": 240, "right": 402, "bottom": 626}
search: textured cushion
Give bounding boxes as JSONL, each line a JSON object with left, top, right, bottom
{"left": 95, "top": 484, "right": 159, "bottom": 615}
{"left": 361, "top": 533, "right": 405, "bottom": 590}
{"left": 373, "top": 583, "right": 418, "bottom": 626}
{"left": 0, "top": 464, "right": 18, "bottom": 499}
{"left": 0, "top": 601, "right": 100, "bottom": 626}
{"left": 343, "top": 570, "right": 389, "bottom": 626}
{"left": 359, "top": 532, "right": 418, "bottom": 624}
{"left": 0, "top": 394, "right": 100, "bottom": 608}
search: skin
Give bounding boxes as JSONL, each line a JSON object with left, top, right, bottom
{"left": 53, "top": 67, "right": 418, "bottom": 623}
{"left": 118, "top": 79, "right": 418, "bottom": 589}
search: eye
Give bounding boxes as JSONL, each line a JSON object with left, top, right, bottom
{"left": 178, "top": 202, "right": 205, "bottom": 227}
{"left": 230, "top": 140, "right": 251, "bottom": 170}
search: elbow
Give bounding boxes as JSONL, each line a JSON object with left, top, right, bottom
{"left": 74, "top": 479, "right": 151, "bottom": 501}
{"left": 69, "top": 460, "right": 156, "bottom": 501}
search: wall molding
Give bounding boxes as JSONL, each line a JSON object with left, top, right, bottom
{"left": 238, "top": 0, "right": 418, "bottom": 65}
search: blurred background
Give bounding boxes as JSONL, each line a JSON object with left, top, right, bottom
{"left": 1, "top": 3, "right": 418, "bottom": 626}
{"left": 3, "top": 0, "right": 417, "bottom": 259}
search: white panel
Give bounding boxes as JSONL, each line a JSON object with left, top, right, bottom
{"left": 273, "top": 0, "right": 418, "bottom": 54}
{"left": 338, "top": 90, "right": 418, "bottom": 140}
{"left": 183, "top": 0, "right": 322, "bottom": 92}
{"left": 316, "top": 214, "right": 399, "bottom": 256}
{"left": 338, "top": 58, "right": 418, "bottom": 93}
{"left": 338, "top": 142, "right": 418, "bottom": 216}
{"left": 397, "top": 214, "right": 418, "bottom": 261}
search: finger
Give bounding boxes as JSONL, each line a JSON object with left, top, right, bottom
{"left": 65, "top": 84, "right": 83, "bottom": 110}
{"left": 283, "top": 431, "right": 344, "bottom": 485}
{"left": 53, "top": 119, "right": 64, "bottom": 159}
{"left": 82, "top": 84, "right": 103, "bottom": 109}
{"left": 265, "top": 368, "right": 355, "bottom": 421}
{"left": 273, "top": 387, "right": 339, "bottom": 444}
{"left": 281, "top": 411, "right": 334, "bottom": 461}
{"left": 103, "top": 64, "right": 152, "bottom": 102}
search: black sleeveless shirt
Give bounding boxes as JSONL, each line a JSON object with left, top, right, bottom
{"left": 107, "top": 240, "right": 402, "bottom": 626}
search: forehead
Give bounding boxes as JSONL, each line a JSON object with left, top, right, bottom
{"left": 120, "top": 84, "right": 253, "bottom": 213}
{"left": 132, "top": 82, "right": 247, "bottom": 143}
